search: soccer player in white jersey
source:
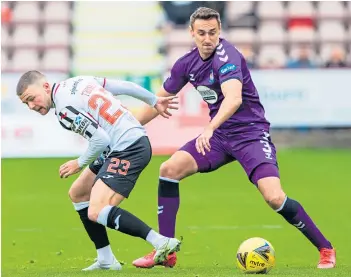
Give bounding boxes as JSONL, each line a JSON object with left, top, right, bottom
{"left": 16, "top": 70, "right": 181, "bottom": 271}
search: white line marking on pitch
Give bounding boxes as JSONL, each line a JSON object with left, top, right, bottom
{"left": 13, "top": 227, "right": 84, "bottom": 232}
{"left": 187, "top": 225, "right": 283, "bottom": 230}
{"left": 13, "top": 225, "right": 283, "bottom": 233}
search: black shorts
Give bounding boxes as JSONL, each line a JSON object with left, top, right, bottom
{"left": 89, "top": 136, "right": 152, "bottom": 198}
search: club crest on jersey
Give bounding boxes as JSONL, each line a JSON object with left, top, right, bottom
{"left": 196, "top": 85, "right": 218, "bottom": 104}
{"left": 209, "top": 70, "right": 214, "bottom": 84}
{"left": 220, "top": 63, "right": 236, "bottom": 75}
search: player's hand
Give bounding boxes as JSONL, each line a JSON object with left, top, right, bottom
{"left": 154, "top": 96, "right": 179, "bottom": 119}
{"left": 196, "top": 126, "right": 213, "bottom": 156}
{"left": 59, "top": 159, "right": 82, "bottom": 178}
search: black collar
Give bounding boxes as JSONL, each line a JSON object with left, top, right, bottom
{"left": 51, "top": 83, "right": 56, "bottom": 107}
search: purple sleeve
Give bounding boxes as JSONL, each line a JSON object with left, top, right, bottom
{"left": 163, "top": 59, "right": 188, "bottom": 94}
{"left": 214, "top": 43, "right": 243, "bottom": 84}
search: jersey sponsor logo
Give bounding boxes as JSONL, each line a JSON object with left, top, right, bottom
{"left": 219, "top": 63, "right": 237, "bottom": 75}
{"left": 196, "top": 85, "right": 218, "bottom": 104}
{"left": 70, "top": 78, "right": 83, "bottom": 95}
{"left": 58, "top": 106, "right": 98, "bottom": 138}
{"left": 74, "top": 115, "right": 82, "bottom": 125}
{"left": 72, "top": 115, "right": 91, "bottom": 136}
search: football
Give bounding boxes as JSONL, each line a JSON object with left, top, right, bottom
{"left": 236, "top": 237, "right": 275, "bottom": 274}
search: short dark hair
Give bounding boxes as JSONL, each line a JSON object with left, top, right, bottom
{"left": 190, "top": 7, "right": 221, "bottom": 29}
{"left": 16, "top": 70, "right": 45, "bottom": 96}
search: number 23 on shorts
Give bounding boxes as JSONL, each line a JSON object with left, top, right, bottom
{"left": 107, "top": 158, "right": 130, "bottom": 176}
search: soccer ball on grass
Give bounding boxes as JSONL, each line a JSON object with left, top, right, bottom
{"left": 236, "top": 237, "right": 275, "bottom": 274}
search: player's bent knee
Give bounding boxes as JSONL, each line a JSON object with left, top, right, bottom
{"left": 264, "top": 193, "right": 286, "bottom": 210}
{"left": 87, "top": 206, "right": 99, "bottom": 222}
{"left": 159, "top": 161, "right": 191, "bottom": 180}
{"left": 68, "top": 168, "right": 96, "bottom": 202}
{"left": 256, "top": 174, "right": 286, "bottom": 210}
{"left": 159, "top": 151, "right": 198, "bottom": 180}
{"left": 159, "top": 161, "right": 180, "bottom": 179}
{"left": 68, "top": 184, "right": 79, "bottom": 201}
{"left": 68, "top": 182, "right": 90, "bottom": 202}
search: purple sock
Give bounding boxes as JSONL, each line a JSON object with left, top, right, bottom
{"left": 158, "top": 177, "right": 180, "bottom": 238}
{"left": 277, "top": 197, "right": 332, "bottom": 250}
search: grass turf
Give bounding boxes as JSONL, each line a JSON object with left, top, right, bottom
{"left": 2, "top": 149, "right": 350, "bottom": 276}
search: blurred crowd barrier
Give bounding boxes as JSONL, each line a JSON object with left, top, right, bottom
{"left": 2, "top": 1, "right": 351, "bottom": 157}
{"left": 161, "top": 1, "right": 351, "bottom": 69}
{"left": 2, "top": 69, "right": 351, "bottom": 158}
{"left": 2, "top": 1, "right": 351, "bottom": 75}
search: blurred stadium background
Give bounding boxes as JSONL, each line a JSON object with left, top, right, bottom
{"left": 1, "top": 1, "right": 351, "bottom": 156}
{"left": 1, "top": 1, "right": 351, "bottom": 276}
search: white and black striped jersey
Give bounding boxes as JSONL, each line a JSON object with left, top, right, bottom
{"left": 52, "top": 76, "right": 157, "bottom": 168}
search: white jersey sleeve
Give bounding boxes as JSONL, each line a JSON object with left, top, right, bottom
{"left": 94, "top": 77, "right": 158, "bottom": 106}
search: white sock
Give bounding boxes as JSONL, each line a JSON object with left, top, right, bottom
{"left": 146, "top": 229, "right": 168, "bottom": 249}
{"left": 97, "top": 245, "right": 114, "bottom": 264}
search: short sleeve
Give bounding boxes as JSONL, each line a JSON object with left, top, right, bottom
{"left": 94, "top": 76, "right": 106, "bottom": 88}
{"left": 214, "top": 43, "right": 243, "bottom": 84}
{"left": 163, "top": 58, "right": 188, "bottom": 94}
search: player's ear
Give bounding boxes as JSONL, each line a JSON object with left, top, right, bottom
{"left": 43, "top": 82, "right": 50, "bottom": 93}
{"left": 189, "top": 25, "right": 194, "bottom": 37}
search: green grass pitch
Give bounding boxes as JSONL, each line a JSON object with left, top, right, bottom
{"left": 2, "top": 149, "right": 351, "bottom": 276}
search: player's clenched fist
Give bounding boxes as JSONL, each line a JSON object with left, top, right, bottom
{"left": 59, "top": 159, "right": 82, "bottom": 178}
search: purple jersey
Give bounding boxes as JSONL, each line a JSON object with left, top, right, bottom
{"left": 164, "top": 38, "right": 269, "bottom": 132}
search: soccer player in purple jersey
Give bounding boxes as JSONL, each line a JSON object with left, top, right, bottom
{"left": 132, "top": 7, "right": 335, "bottom": 269}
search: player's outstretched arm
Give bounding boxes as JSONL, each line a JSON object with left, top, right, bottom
{"left": 102, "top": 78, "right": 178, "bottom": 121}
{"left": 103, "top": 79, "right": 158, "bottom": 106}
{"left": 132, "top": 87, "right": 176, "bottom": 125}
{"left": 129, "top": 56, "right": 187, "bottom": 125}
{"left": 131, "top": 56, "right": 187, "bottom": 125}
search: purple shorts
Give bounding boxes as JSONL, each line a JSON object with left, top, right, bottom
{"left": 179, "top": 128, "right": 279, "bottom": 184}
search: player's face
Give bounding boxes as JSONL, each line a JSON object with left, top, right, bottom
{"left": 20, "top": 82, "right": 52, "bottom": 115}
{"left": 190, "top": 18, "right": 220, "bottom": 58}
